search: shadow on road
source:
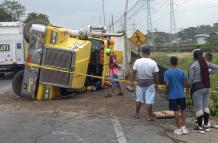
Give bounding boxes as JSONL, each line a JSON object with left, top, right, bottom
{"left": 0, "top": 73, "right": 14, "bottom": 80}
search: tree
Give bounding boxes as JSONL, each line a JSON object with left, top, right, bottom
{"left": 0, "top": 7, "right": 11, "bottom": 22}
{"left": 208, "top": 33, "right": 218, "bottom": 50}
{"left": 0, "top": 0, "right": 26, "bottom": 21}
{"left": 24, "top": 12, "right": 50, "bottom": 23}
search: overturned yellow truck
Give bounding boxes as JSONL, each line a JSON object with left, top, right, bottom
{"left": 12, "top": 20, "right": 127, "bottom": 100}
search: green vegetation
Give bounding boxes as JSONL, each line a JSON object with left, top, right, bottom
{"left": 151, "top": 52, "right": 218, "bottom": 90}
{"left": 0, "top": 0, "right": 26, "bottom": 21}
{"left": 210, "top": 91, "right": 218, "bottom": 117}
{"left": 0, "top": 0, "right": 49, "bottom": 23}
{"left": 24, "top": 12, "right": 50, "bottom": 24}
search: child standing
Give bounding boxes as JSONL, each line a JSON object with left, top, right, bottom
{"left": 164, "top": 56, "right": 189, "bottom": 135}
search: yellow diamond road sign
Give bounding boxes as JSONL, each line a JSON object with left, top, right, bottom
{"left": 130, "top": 30, "right": 147, "bottom": 48}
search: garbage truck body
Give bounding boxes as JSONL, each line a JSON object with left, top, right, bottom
{"left": 0, "top": 22, "right": 25, "bottom": 75}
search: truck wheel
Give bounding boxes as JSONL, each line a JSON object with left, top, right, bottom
{"left": 12, "top": 70, "right": 24, "bottom": 97}
{"left": 24, "top": 19, "right": 49, "bottom": 43}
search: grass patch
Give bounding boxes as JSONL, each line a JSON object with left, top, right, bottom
{"left": 151, "top": 52, "right": 218, "bottom": 90}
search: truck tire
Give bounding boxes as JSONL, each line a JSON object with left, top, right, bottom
{"left": 24, "top": 19, "right": 49, "bottom": 43}
{"left": 12, "top": 70, "right": 24, "bottom": 97}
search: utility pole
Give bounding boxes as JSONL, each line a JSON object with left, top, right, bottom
{"left": 112, "top": 14, "right": 115, "bottom": 33}
{"left": 132, "top": 23, "right": 136, "bottom": 33}
{"left": 123, "top": 0, "right": 130, "bottom": 76}
{"left": 147, "top": 0, "right": 154, "bottom": 46}
{"left": 102, "top": 0, "right": 106, "bottom": 26}
{"left": 170, "top": 0, "right": 177, "bottom": 52}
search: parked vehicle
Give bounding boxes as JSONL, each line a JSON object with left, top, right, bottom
{"left": 0, "top": 22, "right": 25, "bottom": 76}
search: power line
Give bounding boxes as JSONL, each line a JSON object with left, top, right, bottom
{"left": 113, "top": 0, "right": 148, "bottom": 25}
{"left": 127, "top": 0, "right": 143, "bottom": 13}
{"left": 127, "top": 0, "right": 148, "bottom": 20}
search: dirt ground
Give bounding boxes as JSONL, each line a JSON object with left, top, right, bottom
{"left": 0, "top": 87, "right": 137, "bottom": 117}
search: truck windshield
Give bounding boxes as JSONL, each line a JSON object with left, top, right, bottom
{"left": 0, "top": 44, "right": 10, "bottom": 52}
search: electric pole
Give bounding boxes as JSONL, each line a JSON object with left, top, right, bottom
{"left": 170, "top": 0, "right": 177, "bottom": 52}
{"left": 132, "top": 23, "right": 136, "bottom": 33}
{"left": 112, "top": 14, "right": 115, "bottom": 33}
{"left": 147, "top": 0, "right": 154, "bottom": 46}
{"left": 123, "top": 0, "right": 130, "bottom": 76}
{"left": 102, "top": 0, "right": 106, "bottom": 26}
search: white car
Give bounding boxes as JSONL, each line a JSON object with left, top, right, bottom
{"left": 0, "top": 22, "right": 25, "bottom": 76}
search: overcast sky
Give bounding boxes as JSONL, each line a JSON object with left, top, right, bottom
{"left": 2, "top": 0, "right": 218, "bottom": 35}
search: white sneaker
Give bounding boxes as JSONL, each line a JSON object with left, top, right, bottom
{"left": 181, "top": 126, "right": 189, "bottom": 134}
{"left": 193, "top": 126, "right": 205, "bottom": 134}
{"left": 174, "top": 128, "right": 183, "bottom": 135}
{"left": 207, "top": 122, "right": 211, "bottom": 128}
{"left": 203, "top": 125, "right": 210, "bottom": 132}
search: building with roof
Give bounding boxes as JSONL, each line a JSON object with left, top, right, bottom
{"left": 195, "top": 34, "right": 209, "bottom": 45}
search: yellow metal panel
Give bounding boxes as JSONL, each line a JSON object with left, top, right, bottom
{"left": 114, "top": 50, "right": 123, "bottom": 64}
{"left": 71, "top": 41, "right": 92, "bottom": 89}
{"left": 36, "top": 83, "right": 45, "bottom": 101}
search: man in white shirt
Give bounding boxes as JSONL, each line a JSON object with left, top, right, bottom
{"left": 132, "top": 47, "right": 159, "bottom": 121}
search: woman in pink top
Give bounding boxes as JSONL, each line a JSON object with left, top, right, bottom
{"left": 108, "top": 52, "right": 123, "bottom": 96}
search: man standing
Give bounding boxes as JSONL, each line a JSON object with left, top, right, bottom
{"left": 164, "top": 56, "right": 188, "bottom": 135}
{"left": 132, "top": 47, "right": 159, "bottom": 121}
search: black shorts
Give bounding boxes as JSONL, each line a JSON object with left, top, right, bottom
{"left": 169, "top": 98, "right": 186, "bottom": 111}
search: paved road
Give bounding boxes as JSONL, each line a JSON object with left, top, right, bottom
{"left": 0, "top": 81, "right": 218, "bottom": 143}
{"left": 0, "top": 107, "right": 218, "bottom": 143}
{"left": 0, "top": 109, "right": 175, "bottom": 143}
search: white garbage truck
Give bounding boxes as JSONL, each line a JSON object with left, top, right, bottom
{"left": 0, "top": 22, "right": 25, "bottom": 76}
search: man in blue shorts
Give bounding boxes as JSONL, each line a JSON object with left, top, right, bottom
{"left": 164, "top": 56, "right": 189, "bottom": 135}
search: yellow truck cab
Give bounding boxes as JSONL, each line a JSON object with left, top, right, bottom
{"left": 12, "top": 21, "right": 124, "bottom": 100}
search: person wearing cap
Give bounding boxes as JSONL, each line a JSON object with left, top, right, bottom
{"left": 188, "top": 49, "right": 218, "bottom": 134}
{"left": 132, "top": 47, "right": 159, "bottom": 121}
